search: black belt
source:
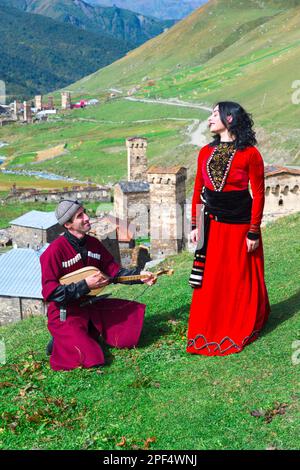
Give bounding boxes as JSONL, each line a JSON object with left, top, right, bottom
{"left": 189, "top": 187, "right": 253, "bottom": 289}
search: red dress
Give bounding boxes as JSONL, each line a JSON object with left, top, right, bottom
{"left": 187, "top": 143, "right": 270, "bottom": 356}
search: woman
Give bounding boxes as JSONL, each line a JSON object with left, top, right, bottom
{"left": 187, "top": 101, "right": 270, "bottom": 356}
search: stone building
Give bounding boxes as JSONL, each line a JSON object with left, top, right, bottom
{"left": 23, "top": 101, "right": 32, "bottom": 123}
{"left": 131, "top": 245, "right": 151, "bottom": 270}
{"left": 10, "top": 210, "right": 63, "bottom": 249}
{"left": 90, "top": 216, "right": 121, "bottom": 265}
{"left": 61, "top": 91, "right": 72, "bottom": 110}
{"left": 48, "top": 96, "right": 54, "bottom": 110}
{"left": 35, "top": 95, "right": 43, "bottom": 111}
{"left": 114, "top": 181, "right": 150, "bottom": 238}
{"left": 92, "top": 214, "right": 136, "bottom": 267}
{"left": 0, "top": 247, "right": 46, "bottom": 326}
{"left": 147, "top": 166, "right": 187, "bottom": 259}
{"left": 264, "top": 165, "right": 300, "bottom": 219}
{"left": 0, "top": 228, "right": 12, "bottom": 247}
{"left": 126, "top": 137, "right": 148, "bottom": 181}
{"left": 12, "top": 100, "right": 21, "bottom": 119}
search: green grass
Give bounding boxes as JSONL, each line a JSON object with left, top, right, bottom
{"left": 65, "top": 3, "right": 300, "bottom": 162}
{"left": 0, "top": 213, "right": 299, "bottom": 450}
{"left": 0, "top": 100, "right": 207, "bottom": 187}
{"left": 0, "top": 172, "right": 80, "bottom": 193}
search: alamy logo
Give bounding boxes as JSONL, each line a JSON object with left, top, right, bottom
{"left": 0, "top": 337, "right": 6, "bottom": 364}
{"left": 0, "top": 80, "right": 6, "bottom": 105}
{"left": 291, "top": 80, "right": 300, "bottom": 105}
{"left": 292, "top": 340, "right": 300, "bottom": 365}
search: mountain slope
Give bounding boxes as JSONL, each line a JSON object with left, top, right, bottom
{"left": 0, "top": 0, "right": 174, "bottom": 47}
{"left": 0, "top": 4, "right": 130, "bottom": 99}
{"left": 67, "top": 0, "right": 300, "bottom": 161}
{"left": 88, "top": 0, "right": 207, "bottom": 20}
{"left": 68, "top": 0, "right": 288, "bottom": 89}
{"left": 0, "top": 213, "right": 299, "bottom": 450}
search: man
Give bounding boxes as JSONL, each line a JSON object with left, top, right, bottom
{"left": 40, "top": 199, "right": 156, "bottom": 371}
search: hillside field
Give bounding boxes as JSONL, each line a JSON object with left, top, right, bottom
{"left": 0, "top": 213, "right": 299, "bottom": 450}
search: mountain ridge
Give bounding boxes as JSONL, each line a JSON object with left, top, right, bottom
{"left": 66, "top": 0, "right": 300, "bottom": 161}
{"left": 88, "top": 0, "right": 208, "bottom": 19}
{"left": 0, "top": 3, "right": 130, "bottom": 99}
{"left": 0, "top": 0, "right": 175, "bottom": 47}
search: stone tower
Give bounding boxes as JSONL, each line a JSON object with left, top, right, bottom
{"left": 126, "top": 137, "right": 148, "bottom": 182}
{"left": 61, "top": 92, "right": 71, "bottom": 110}
{"left": 23, "top": 101, "right": 32, "bottom": 123}
{"left": 48, "top": 96, "right": 54, "bottom": 110}
{"left": 35, "top": 95, "right": 43, "bottom": 111}
{"left": 147, "top": 165, "right": 187, "bottom": 259}
{"left": 13, "top": 100, "right": 20, "bottom": 119}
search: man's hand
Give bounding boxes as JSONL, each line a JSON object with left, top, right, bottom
{"left": 85, "top": 271, "right": 109, "bottom": 290}
{"left": 246, "top": 238, "right": 259, "bottom": 253}
{"left": 140, "top": 271, "right": 157, "bottom": 286}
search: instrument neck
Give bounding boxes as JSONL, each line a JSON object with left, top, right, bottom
{"left": 113, "top": 274, "right": 148, "bottom": 283}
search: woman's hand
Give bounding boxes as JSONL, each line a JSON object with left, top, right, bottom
{"left": 246, "top": 238, "right": 259, "bottom": 253}
{"left": 190, "top": 228, "right": 199, "bottom": 245}
{"left": 140, "top": 271, "right": 157, "bottom": 286}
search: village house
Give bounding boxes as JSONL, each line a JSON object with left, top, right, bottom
{"left": 114, "top": 181, "right": 150, "bottom": 238}
{"left": 90, "top": 215, "right": 121, "bottom": 265}
{"left": 264, "top": 165, "right": 300, "bottom": 219}
{"left": 10, "top": 210, "right": 63, "bottom": 249}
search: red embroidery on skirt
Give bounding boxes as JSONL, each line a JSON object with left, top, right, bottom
{"left": 188, "top": 330, "right": 260, "bottom": 354}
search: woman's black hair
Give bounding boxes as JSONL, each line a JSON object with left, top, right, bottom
{"left": 209, "top": 101, "right": 257, "bottom": 150}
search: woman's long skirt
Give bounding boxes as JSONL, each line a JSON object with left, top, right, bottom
{"left": 187, "top": 219, "right": 270, "bottom": 356}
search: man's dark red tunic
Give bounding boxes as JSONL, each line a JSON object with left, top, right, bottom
{"left": 40, "top": 235, "right": 145, "bottom": 371}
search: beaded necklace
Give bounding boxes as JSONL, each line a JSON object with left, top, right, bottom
{"left": 206, "top": 142, "right": 236, "bottom": 192}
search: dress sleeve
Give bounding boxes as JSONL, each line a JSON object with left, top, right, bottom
{"left": 248, "top": 147, "right": 265, "bottom": 239}
{"left": 191, "top": 148, "right": 205, "bottom": 230}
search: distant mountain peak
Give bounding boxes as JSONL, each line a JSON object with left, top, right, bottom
{"left": 87, "top": 0, "right": 208, "bottom": 20}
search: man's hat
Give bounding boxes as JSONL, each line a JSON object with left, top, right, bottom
{"left": 55, "top": 199, "right": 82, "bottom": 226}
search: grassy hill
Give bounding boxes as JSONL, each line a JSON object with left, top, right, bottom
{"left": 0, "top": 3, "right": 130, "bottom": 100}
{"left": 1, "top": 0, "right": 300, "bottom": 194}
{"left": 0, "top": 213, "right": 299, "bottom": 450}
{"left": 67, "top": 0, "right": 300, "bottom": 163}
{"left": 0, "top": 99, "right": 208, "bottom": 191}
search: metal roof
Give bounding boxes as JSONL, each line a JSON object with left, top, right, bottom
{"left": 118, "top": 181, "right": 149, "bottom": 194}
{"left": 0, "top": 246, "right": 48, "bottom": 298}
{"left": 10, "top": 210, "right": 58, "bottom": 229}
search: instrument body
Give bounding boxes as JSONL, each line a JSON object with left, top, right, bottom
{"left": 60, "top": 266, "right": 174, "bottom": 296}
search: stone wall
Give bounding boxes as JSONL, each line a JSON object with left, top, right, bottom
{"left": 6, "top": 187, "right": 111, "bottom": 204}
{"left": 11, "top": 225, "right": 63, "bottom": 248}
{"left": 148, "top": 167, "right": 187, "bottom": 259}
{"left": 119, "top": 248, "right": 134, "bottom": 267}
{"left": 131, "top": 245, "right": 151, "bottom": 269}
{"left": 114, "top": 186, "right": 150, "bottom": 237}
{"left": 264, "top": 174, "right": 300, "bottom": 217}
{"left": 0, "top": 297, "right": 45, "bottom": 326}
{"left": 114, "top": 185, "right": 127, "bottom": 220}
